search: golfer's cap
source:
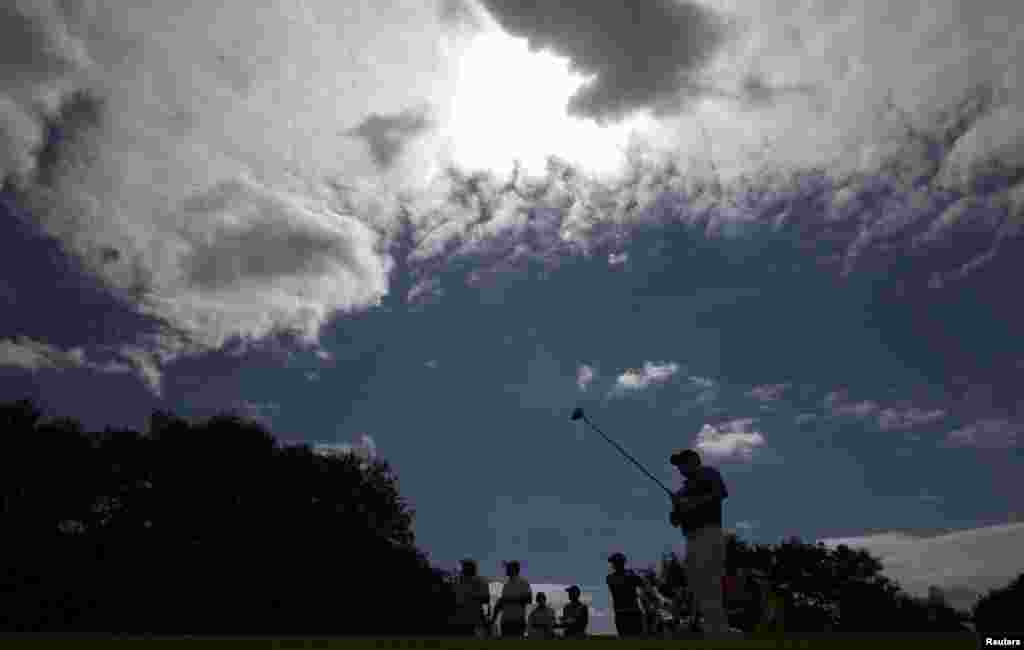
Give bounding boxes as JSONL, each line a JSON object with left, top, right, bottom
{"left": 670, "top": 449, "right": 700, "bottom": 466}
{"left": 608, "top": 552, "right": 626, "bottom": 563}
{"left": 504, "top": 560, "right": 521, "bottom": 569}
{"left": 565, "top": 585, "right": 581, "bottom": 595}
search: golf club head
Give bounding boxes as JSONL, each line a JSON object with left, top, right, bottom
{"left": 570, "top": 407, "right": 585, "bottom": 421}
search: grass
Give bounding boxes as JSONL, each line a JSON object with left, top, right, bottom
{"left": 0, "top": 636, "right": 984, "bottom": 649}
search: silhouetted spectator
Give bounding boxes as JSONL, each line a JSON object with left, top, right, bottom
{"left": 606, "top": 552, "right": 646, "bottom": 638}
{"left": 558, "top": 585, "right": 589, "bottom": 639}
{"left": 527, "top": 592, "right": 556, "bottom": 639}
{"left": 640, "top": 577, "right": 668, "bottom": 638}
{"left": 491, "top": 560, "right": 531, "bottom": 638}
{"left": 450, "top": 558, "right": 490, "bottom": 636}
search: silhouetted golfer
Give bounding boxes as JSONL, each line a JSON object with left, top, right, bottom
{"left": 670, "top": 449, "right": 733, "bottom": 638}
{"left": 558, "top": 585, "right": 589, "bottom": 639}
{"left": 606, "top": 552, "right": 646, "bottom": 638}
{"left": 491, "top": 560, "right": 532, "bottom": 638}
{"left": 450, "top": 558, "right": 491, "bottom": 637}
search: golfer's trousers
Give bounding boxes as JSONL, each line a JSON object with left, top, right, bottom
{"left": 685, "top": 524, "right": 728, "bottom": 635}
{"left": 613, "top": 610, "right": 643, "bottom": 637}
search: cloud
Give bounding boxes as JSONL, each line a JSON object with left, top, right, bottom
{"left": 822, "top": 392, "right": 949, "bottom": 432}
{"left": 474, "top": 0, "right": 731, "bottom": 124}
{"left": 820, "top": 523, "right": 1024, "bottom": 612}
{"left": 694, "top": 417, "right": 766, "bottom": 461}
{"left": 314, "top": 434, "right": 378, "bottom": 465}
{"left": 0, "top": 336, "right": 165, "bottom": 396}
{"left": 607, "top": 252, "right": 629, "bottom": 267}
{"left": 746, "top": 382, "right": 790, "bottom": 402}
{"left": 314, "top": 349, "right": 333, "bottom": 362}
{"left": 344, "top": 106, "right": 433, "bottom": 170}
{"left": 576, "top": 364, "right": 594, "bottom": 391}
{"left": 823, "top": 390, "right": 880, "bottom": 419}
{"left": 610, "top": 361, "right": 680, "bottom": 396}
{"left": 0, "top": 336, "right": 85, "bottom": 372}
{"left": 425, "top": 359, "right": 439, "bottom": 369}
{"left": 877, "top": 407, "right": 947, "bottom": 431}
{"left": 4, "top": 0, "right": 1023, "bottom": 396}
{"left": 942, "top": 419, "right": 1020, "bottom": 449}
{"left": 2, "top": 1, "right": 406, "bottom": 367}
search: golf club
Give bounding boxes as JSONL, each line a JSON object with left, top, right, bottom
{"left": 570, "top": 407, "right": 674, "bottom": 498}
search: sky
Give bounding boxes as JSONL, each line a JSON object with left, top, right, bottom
{"left": 2, "top": 0, "right": 1023, "bottom": 635}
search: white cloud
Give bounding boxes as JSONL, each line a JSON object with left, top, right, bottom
{"left": 314, "top": 434, "right": 378, "bottom": 466}
{"left": 608, "top": 252, "right": 629, "bottom": 266}
{"left": 576, "top": 364, "right": 595, "bottom": 391}
{"left": 694, "top": 417, "right": 766, "bottom": 461}
{"left": 314, "top": 349, "right": 333, "bottom": 362}
{"left": 610, "top": 361, "right": 680, "bottom": 396}
{"left": 425, "top": 359, "right": 439, "bottom": 369}
{"left": 820, "top": 523, "right": 1024, "bottom": 612}
{"left": 823, "top": 390, "right": 879, "bottom": 420}
{"left": 0, "top": 336, "right": 165, "bottom": 396}
{"left": 2, "top": 1, "right": 417, "bottom": 364}
{"left": 746, "top": 382, "right": 790, "bottom": 401}
{"left": 937, "top": 104, "right": 1024, "bottom": 193}
{"left": 0, "top": 336, "right": 83, "bottom": 371}
{"left": 877, "top": 407, "right": 947, "bottom": 431}
{"left": 4, "top": 0, "right": 1022, "bottom": 376}
{"left": 942, "top": 419, "right": 1020, "bottom": 449}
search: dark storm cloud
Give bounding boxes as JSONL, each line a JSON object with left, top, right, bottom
{"left": 683, "top": 73, "right": 824, "bottom": 111}
{"left": 0, "top": 2, "right": 87, "bottom": 88}
{"left": 475, "top": 0, "right": 730, "bottom": 124}
{"left": 31, "top": 89, "right": 104, "bottom": 188}
{"left": 438, "top": 0, "right": 486, "bottom": 31}
{"left": 344, "top": 107, "right": 432, "bottom": 169}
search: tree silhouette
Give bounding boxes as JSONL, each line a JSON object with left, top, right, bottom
{"left": 973, "top": 572, "right": 1024, "bottom": 637}
{"left": 0, "top": 399, "right": 456, "bottom": 635}
{"left": 642, "top": 532, "right": 975, "bottom": 635}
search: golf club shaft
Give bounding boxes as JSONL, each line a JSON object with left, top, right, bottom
{"left": 581, "top": 415, "right": 674, "bottom": 498}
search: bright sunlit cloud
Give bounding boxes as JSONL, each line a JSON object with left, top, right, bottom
{"left": 440, "top": 28, "right": 654, "bottom": 180}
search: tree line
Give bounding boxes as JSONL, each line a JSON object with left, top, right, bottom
{"left": 1, "top": 399, "right": 453, "bottom": 635}
{"left": 640, "top": 529, "right": 1019, "bottom": 636}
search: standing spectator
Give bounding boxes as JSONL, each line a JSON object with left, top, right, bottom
{"left": 449, "top": 558, "right": 491, "bottom": 637}
{"left": 491, "top": 560, "right": 532, "bottom": 638}
{"left": 606, "top": 552, "right": 646, "bottom": 638}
